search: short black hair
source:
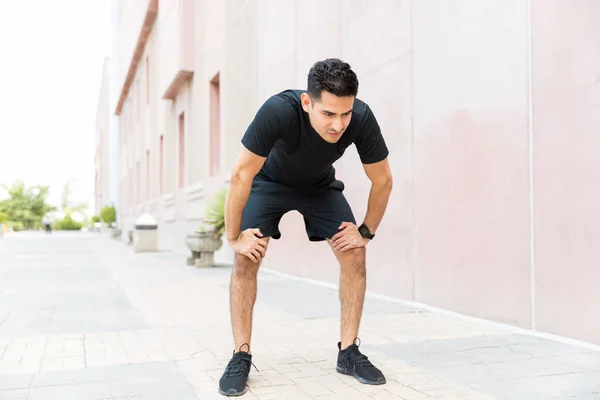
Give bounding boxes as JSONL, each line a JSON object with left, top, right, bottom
{"left": 307, "top": 58, "right": 359, "bottom": 101}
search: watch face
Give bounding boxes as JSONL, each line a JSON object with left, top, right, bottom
{"left": 359, "top": 224, "right": 371, "bottom": 238}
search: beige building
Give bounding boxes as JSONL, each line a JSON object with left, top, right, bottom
{"left": 94, "top": 58, "right": 111, "bottom": 216}
{"left": 97, "top": 0, "right": 600, "bottom": 346}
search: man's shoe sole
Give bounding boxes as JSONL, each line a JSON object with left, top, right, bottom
{"left": 336, "top": 366, "right": 386, "bottom": 385}
{"left": 218, "top": 387, "right": 248, "bottom": 396}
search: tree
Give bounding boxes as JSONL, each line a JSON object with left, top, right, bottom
{"left": 60, "top": 180, "right": 88, "bottom": 218}
{"left": 0, "top": 180, "right": 56, "bottom": 229}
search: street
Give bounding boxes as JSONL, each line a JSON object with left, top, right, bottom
{"left": 0, "top": 232, "right": 598, "bottom": 399}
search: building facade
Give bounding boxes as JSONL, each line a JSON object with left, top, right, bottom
{"left": 94, "top": 0, "right": 122, "bottom": 218}
{"left": 97, "top": 0, "right": 600, "bottom": 346}
{"left": 94, "top": 58, "right": 111, "bottom": 216}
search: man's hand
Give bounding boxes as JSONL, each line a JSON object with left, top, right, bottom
{"left": 331, "top": 222, "right": 370, "bottom": 252}
{"left": 229, "top": 228, "right": 268, "bottom": 263}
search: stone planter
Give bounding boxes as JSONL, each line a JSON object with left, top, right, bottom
{"left": 133, "top": 213, "right": 158, "bottom": 253}
{"left": 185, "top": 231, "right": 223, "bottom": 267}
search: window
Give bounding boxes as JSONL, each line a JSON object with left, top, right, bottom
{"left": 178, "top": 113, "right": 185, "bottom": 189}
{"left": 146, "top": 56, "right": 150, "bottom": 105}
{"left": 159, "top": 135, "right": 164, "bottom": 195}
{"left": 129, "top": 168, "right": 133, "bottom": 208}
{"left": 136, "top": 160, "right": 140, "bottom": 204}
{"left": 210, "top": 73, "right": 221, "bottom": 176}
{"left": 136, "top": 80, "right": 140, "bottom": 121}
{"left": 146, "top": 149, "right": 150, "bottom": 201}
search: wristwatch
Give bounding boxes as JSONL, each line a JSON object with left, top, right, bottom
{"left": 358, "top": 223, "right": 375, "bottom": 240}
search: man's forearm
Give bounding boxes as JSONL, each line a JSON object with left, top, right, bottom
{"left": 224, "top": 176, "right": 253, "bottom": 242}
{"left": 362, "top": 180, "right": 393, "bottom": 233}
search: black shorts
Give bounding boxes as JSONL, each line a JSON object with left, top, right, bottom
{"left": 241, "top": 178, "right": 356, "bottom": 241}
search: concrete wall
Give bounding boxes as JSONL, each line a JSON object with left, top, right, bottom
{"left": 102, "top": 0, "right": 600, "bottom": 345}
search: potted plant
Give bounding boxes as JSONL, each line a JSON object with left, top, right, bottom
{"left": 185, "top": 188, "right": 227, "bottom": 267}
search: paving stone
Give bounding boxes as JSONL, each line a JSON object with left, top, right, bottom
{"left": 137, "top": 393, "right": 199, "bottom": 400}
{"left": 110, "top": 374, "right": 195, "bottom": 397}
{"left": 0, "top": 374, "right": 33, "bottom": 390}
{"left": 2, "top": 232, "right": 600, "bottom": 400}
{"left": 0, "top": 388, "right": 30, "bottom": 399}
{"left": 106, "top": 362, "right": 181, "bottom": 380}
{"left": 28, "top": 381, "right": 112, "bottom": 400}
{"left": 32, "top": 367, "right": 108, "bottom": 387}
{"left": 254, "top": 277, "right": 418, "bottom": 319}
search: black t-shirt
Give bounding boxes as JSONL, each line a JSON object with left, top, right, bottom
{"left": 241, "top": 89, "right": 389, "bottom": 188}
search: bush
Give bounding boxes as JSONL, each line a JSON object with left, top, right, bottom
{"left": 197, "top": 188, "right": 227, "bottom": 236}
{"left": 10, "top": 221, "right": 24, "bottom": 231}
{"left": 0, "top": 212, "right": 7, "bottom": 223}
{"left": 91, "top": 215, "right": 101, "bottom": 223}
{"left": 55, "top": 216, "right": 83, "bottom": 231}
{"left": 100, "top": 206, "right": 116, "bottom": 224}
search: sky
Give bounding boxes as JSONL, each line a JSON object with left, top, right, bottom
{"left": 0, "top": 0, "right": 111, "bottom": 213}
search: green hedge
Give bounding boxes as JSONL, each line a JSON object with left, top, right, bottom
{"left": 54, "top": 216, "right": 83, "bottom": 231}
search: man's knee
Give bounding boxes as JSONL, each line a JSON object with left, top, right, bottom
{"left": 339, "top": 247, "right": 366, "bottom": 272}
{"left": 233, "top": 253, "right": 261, "bottom": 277}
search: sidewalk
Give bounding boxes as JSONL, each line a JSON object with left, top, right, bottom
{"left": 0, "top": 232, "right": 599, "bottom": 399}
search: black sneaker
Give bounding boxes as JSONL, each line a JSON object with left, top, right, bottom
{"left": 218, "top": 344, "right": 257, "bottom": 396}
{"left": 336, "top": 338, "right": 386, "bottom": 385}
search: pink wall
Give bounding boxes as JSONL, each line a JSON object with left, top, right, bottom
{"left": 111, "top": 0, "right": 600, "bottom": 346}
{"left": 263, "top": 1, "right": 600, "bottom": 345}
{"left": 531, "top": 0, "right": 600, "bottom": 344}
{"left": 266, "top": 0, "right": 532, "bottom": 325}
{"left": 412, "top": 0, "right": 533, "bottom": 328}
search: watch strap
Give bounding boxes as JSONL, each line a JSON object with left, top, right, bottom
{"left": 358, "top": 223, "right": 375, "bottom": 240}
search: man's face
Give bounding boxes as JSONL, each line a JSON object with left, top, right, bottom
{"left": 301, "top": 91, "right": 354, "bottom": 143}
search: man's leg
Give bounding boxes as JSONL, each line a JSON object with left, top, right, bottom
{"left": 219, "top": 240, "right": 271, "bottom": 396}
{"left": 328, "top": 243, "right": 366, "bottom": 350}
{"left": 220, "top": 178, "right": 286, "bottom": 396}
{"left": 298, "top": 182, "right": 367, "bottom": 348}
{"left": 229, "top": 238, "right": 270, "bottom": 354}
{"left": 328, "top": 241, "right": 386, "bottom": 384}
{"left": 298, "top": 181, "right": 385, "bottom": 385}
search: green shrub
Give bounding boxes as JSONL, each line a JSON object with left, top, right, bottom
{"left": 56, "top": 216, "right": 83, "bottom": 231}
{"left": 100, "top": 206, "right": 116, "bottom": 224}
{"left": 0, "top": 212, "right": 8, "bottom": 223}
{"left": 10, "top": 221, "right": 24, "bottom": 231}
{"left": 91, "top": 215, "right": 101, "bottom": 223}
{"left": 198, "top": 188, "right": 227, "bottom": 236}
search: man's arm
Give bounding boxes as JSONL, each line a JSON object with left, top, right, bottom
{"left": 331, "top": 157, "right": 392, "bottom": 252}
{"left": 361, "top": 157, "right": 393, "bottom": 233}
{"left": 225, "top": 147, "right": 267, "bottom": 243}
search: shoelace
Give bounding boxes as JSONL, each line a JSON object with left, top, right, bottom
{"left": 351, "top": 351, "right": 375, "bottom": 368}
{"left": 344, "top": 345, "right": 375, "bottom": 369}
{"left": 224, "top": 343, "right": 259, "bottom": 378}
{"left": 224, "top": 355, "right": 254, "bottom": 377}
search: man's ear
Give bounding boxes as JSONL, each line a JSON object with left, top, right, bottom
{"left": 301, "top": 92, "right": 311, "bottom": 112}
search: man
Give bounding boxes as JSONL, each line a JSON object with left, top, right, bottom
{"left": 42, "top": 215, "right": 52, "bottom": 233}
{"left": 219, "top": 58, "right": 393, "bottom": 396}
